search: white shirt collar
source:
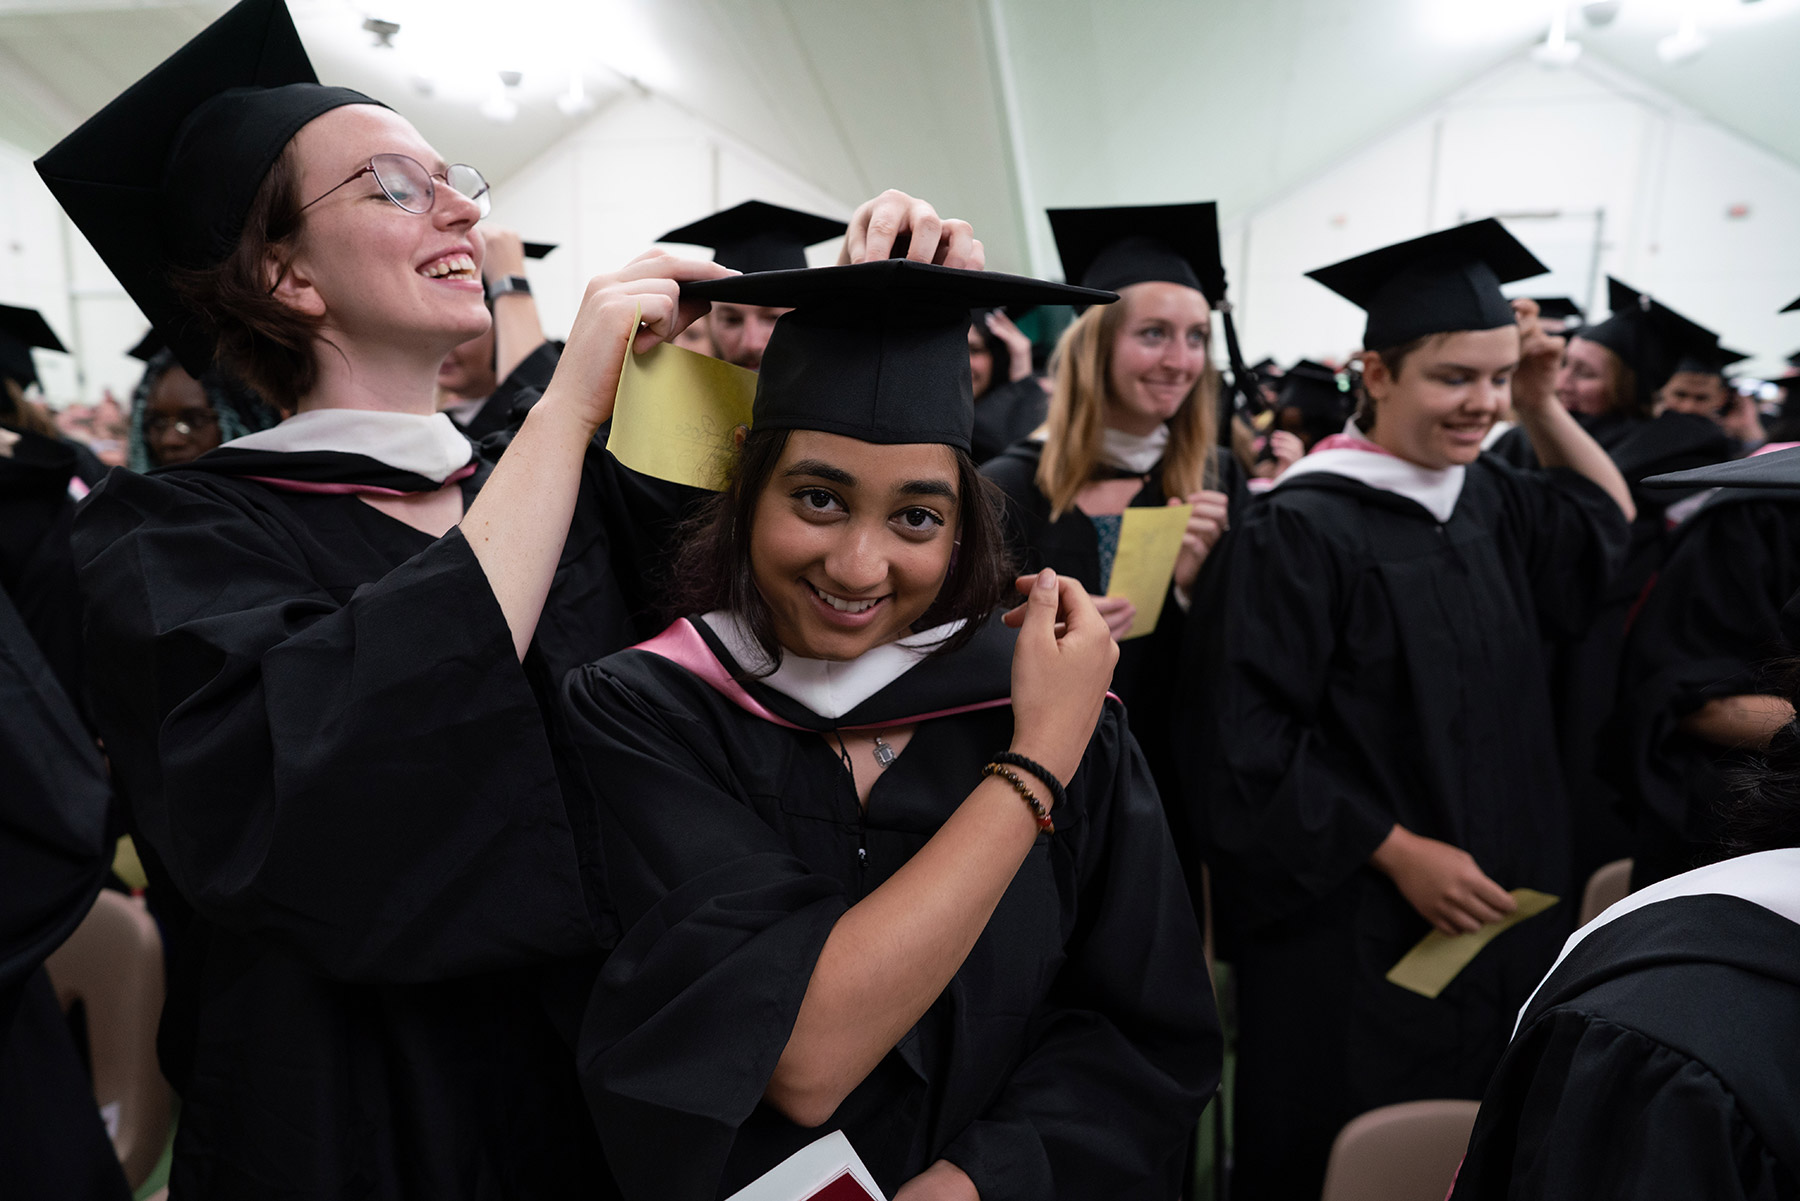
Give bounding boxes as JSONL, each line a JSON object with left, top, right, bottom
{"left": 1516, "top": 847, "right": 1800, "bottom": 1034}
{"left": 1099, "top": 424, "right": 1170, "bottom": 475}
{"left": 1274, "top": 419, "right": 1466, "bottom": 523}
{"left": 699, "top": 611, "right": 965, "bottom": 721}
{"left": 222, "top": 409, "right": 475, "bottom": 484}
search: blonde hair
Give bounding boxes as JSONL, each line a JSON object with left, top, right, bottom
{"left": 1034, "top": 296, "right": 1221, "bottom": 519}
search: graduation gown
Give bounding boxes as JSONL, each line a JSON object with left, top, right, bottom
{"left": 1611, "top": 488, "right": 1800, "bottom": 886}
{"left": 72, "top": 415, "right": 698, "bottom": 1199}
{"left": 969, "top": 377, "right": 1048, "bottom": 465}
{"left": 1452, "top": 884, "right": 1800, "bottom": 1200}
{"left": 0, "top": 582, "right": 129, "bottom": 1201}
{"left": 1184, "top": 457, "right": 1627, "bottom": 1201}
{"left": 981, "top": 440, "right": 1245, "bottom": 908}
{"left": 452, "top": 340, "right": 565, "bottom": 440}
{"left": 1494, "top": 411, "right": 1734, "bottom": 881}
{"left": 562, "top": 614, "right": 1220, "bottom": 1201}
{"left": 0, "top": 430, "right": 88, "bottom": 708}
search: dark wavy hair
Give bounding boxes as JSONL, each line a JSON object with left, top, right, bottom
{"left": 168, "top": 142, "right": 327, "bottom": 413}
{"left": 665, "top": 426, "right": 1015, "bottom": 675}
{"left": 1723, "top": 675, "right": 1800, "bottom": 858}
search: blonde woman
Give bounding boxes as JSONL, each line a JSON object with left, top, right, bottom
{"left": 981, "top": 204, "right": 1240, "bottom": 903}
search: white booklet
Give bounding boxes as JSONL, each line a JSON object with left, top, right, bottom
{"left": 723, "top": 1130, "right": 888, "bottom": 1201}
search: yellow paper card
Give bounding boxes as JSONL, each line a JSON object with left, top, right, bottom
{"left": 1104, "top": 505, "right": 1191, "bottom": 639}
{"left": 113, "top": 834, "right": 147, "bottom": 892}
{"left": 608, "top": 324, "right": 757, "bottom": 491}
{"left": 1386, "top": 889, "right": 1560, "bottom": 999}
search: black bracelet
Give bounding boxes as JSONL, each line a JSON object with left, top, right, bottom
{"left": 990, "top": 751, "right": 1067, "bottom": 813}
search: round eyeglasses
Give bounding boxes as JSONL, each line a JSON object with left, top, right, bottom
{"left": 299, "top": 154, "right": 491, "bottom": 219}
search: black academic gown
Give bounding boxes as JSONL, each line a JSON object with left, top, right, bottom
{"left": 453, "top": 340, "right": 565, "bottom": 440}
{"left": 1452, "top": 892, "right": 1800, "bottom": 1201}
{"left": 1184, "top": 458, "right": 1627, "bottom": 1201}
{"left": 1611, "top": 489, "right": 1800, "bottom": 887}
{"left": 0, "top": 583, "right": 130, "bottom": 1201}
{"left": 563, "top": 614, "right": 1220, "bottom": 1201}
{"left": 0, "top": 431, "right": 88, "bottom": 708}
{"left": 71, "top": 418, "right": 699, "bottom": 1200}
{"left": 1495, "top": 411, "right": 1734, "bottom": 882}
{"left": 969, "top": 377, "right": 1048, "bottom": 465}
{"left": 981, "top": 440, "right": 1245, "bottom": 915}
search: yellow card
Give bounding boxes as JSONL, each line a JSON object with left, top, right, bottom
{"left": 1104, "top": 505, "right": 1191, "bottom": 639}
{"left": 1386, "top": 889, "right": 1560, "bottom": 999}
{"left": 608, "top": 321, "right": 757, "bottom": 491}
{"left": 112, "top": 834, "right": 147, "bottom": 892}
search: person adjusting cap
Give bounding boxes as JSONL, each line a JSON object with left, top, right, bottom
{"left": 33, "top": 0, "right": 383, "bottom": 376}
{"left": 659, "top": 200, "right": 848, "bottom": 274}
{"left": 0, "top": 304, "right": 68, "bottom": 391}
{"left": 1306, "top": 217, "right": 1548, "bottom": 348}
{"left": 682, "top": 259, "right": 1112, "bottom": 453}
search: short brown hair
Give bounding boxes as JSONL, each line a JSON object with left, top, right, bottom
{"left": 169, "top": 142, "right": 324, "bottom": 413}
{"left": 1353, "top": 333, "right": 1449, "bottom": 433}
{"left": 666, "top": 427, "right": 1015, "bottom": 673}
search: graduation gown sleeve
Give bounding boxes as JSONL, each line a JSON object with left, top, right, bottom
{"left": 562, "top": 660, "right": 849, "bottom": 1201}
{"left": 938, "top": 707, "right": 1220, "bottom": 1200}
{"left": 1489, "top": 463, "right": 1631, "bottom": 641}
{"left": 72, "top": 470, "right": 593, "bottom": 983}
{"left": 1194, "top": 497, "right": 1397, "bottom": 926}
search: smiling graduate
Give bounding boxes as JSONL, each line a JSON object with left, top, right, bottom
{"left": 562, "top": 259, "right": 1220, "bottom": 1201}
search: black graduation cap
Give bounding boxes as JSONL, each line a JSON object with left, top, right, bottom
{"left": 127, "top": 328, "right": 166, "bottom": 363}
{"left": 1672, "top": 344, "right": 1749, "bottom": 377}
{"left": 1277, "top": 359, "right": 1348, "bottom": 413}
{"left": 0, "top": 304, "right": 68, "bottom": 390}
{"left": 1783, "top": 296, "right": 1800, "bottom": 314}
{"left": 1578, "top": 278, "right": 1723, "bottom": 399}
{"left": 1529, "top": 296, "right": 1584, "bottom": 324}
{"left": 1644, "top": 445, "right": 1800, "bottom": 491}
{"left": 34, "top": 0, "right": 382, "bottom": 377}
{"left": 1307, "top": 219, "right": 1546, "bottom": 349}
{"left": 523, "top": 242, "right": 557, "bottom": 260}
{"left": 659, "top": 201, "right": 847, "bottom": 275}
{"left": 1046, "top": 202, "right": 1225, "bottom": 304}
{"left": 682, "top": 259, "right": 1113, "bottom": 452}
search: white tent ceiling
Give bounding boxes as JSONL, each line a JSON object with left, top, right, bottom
{"left": 1, "top": 0, "right": 1797, "bottom": 275}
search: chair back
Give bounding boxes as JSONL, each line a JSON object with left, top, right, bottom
{"left": 1319, "top": 1099, "right": 1480, "bottom": 1201}
{"left": 1579, "top": 858, "right": 1634, "bottom": 928}
{"left": 44, "top": 890, "right": 173, "bottom": 1190}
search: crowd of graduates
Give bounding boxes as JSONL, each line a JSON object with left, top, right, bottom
{"left": 5, "top": 1, "right": 1800, "bottom": 1199}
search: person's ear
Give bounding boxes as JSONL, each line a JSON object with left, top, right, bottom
{"left": 266, "top": 247, "right": 327, "bottom": 319}
{"left": 732, "top": 423, "right": 749, "bottom": 450}
{"left": 1358, "top": 349, "right": 1392, "bottom": 403}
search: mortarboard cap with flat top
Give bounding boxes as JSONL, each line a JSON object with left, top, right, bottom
{"left": 1673, "top": 344, "right": 1749, "bottom": 377}
{"left": 1782, "top": 295, "right": 1800, "bottom": 314}
{"left": 682, "top": 259, "right": 1112, "bottom": 453}
{"left": 1046, "top": 202, "right": 1224, "bottom": 305}
{"left": 1529, "top": 296, "right": 1584, "bottom": 324}
{"left": 34, "top": 0, "right": 383, "bottom": 377}
{"left": 1645, "top": 444, "right": 1800, "bottom": 491}
{"left": 1307, "top": 218, "right": 1547, "bottom": 349}
{"left": 1277, "top": 359, "right": 1349, "bottom": 414}
{"left": 0, "top": 304, "right": 68, "bottom": 390}
{"left": 1578, "top": 278, "right": 1725, "bottom": 400}
{"left": 127, "top": 328, "right": 166, "bottom": 363}
{"left": 659, "top": 201, "right": 847, "bottom": 275}
{"left": 522, "top": 242, "right": 557, "bottom": 260}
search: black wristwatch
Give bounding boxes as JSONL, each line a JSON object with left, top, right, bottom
{"left": 485, "top": 275, "right": 532, "bottom": 302}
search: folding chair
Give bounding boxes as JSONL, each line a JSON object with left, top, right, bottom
{"left": 1319, "top": 1099, "right": 1480, "bottom": 1201}
{"left": 1578, "top": 858, "right": 1634, "bottom": 928}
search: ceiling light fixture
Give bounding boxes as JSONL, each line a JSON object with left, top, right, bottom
{"left": 1657, "top": 15, "right": 1708, "bottom": 63}
{"left": 1532, "top": 5, "right": 1583, "bottom": 66}
{"left": 479, "top": 70, "right": 523, "bottom": 123}
{"left": 556, "top": 73, "right": 595, "bottom": 116}
{"left": 362, "top": 17, "right": 400, "bottom": 48}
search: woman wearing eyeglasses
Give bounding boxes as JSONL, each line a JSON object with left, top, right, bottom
{"left": 35, "top": 2, "right": 981, "bottom": 1196}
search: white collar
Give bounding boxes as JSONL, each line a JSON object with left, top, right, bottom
{"left": 1274, "top": 419, "right": 1466, "bottom": 524}
{"left": 1516, "top": 847, "right": 1800, "bottom": 1034}
{"left": 1099, "top": 424, "right": 1169, "bottom": 475}
{"left": 222, "top": 408, "right": 475, "bottom": 484}
{"left": 700, "top": 611, "right": 965, "bottom": 721}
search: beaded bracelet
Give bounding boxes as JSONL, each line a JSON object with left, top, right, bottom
{"left": 989, "top": 751, "right": 1068, "bottom": 813}
{"left": 983, "top": 763, "right": 1055, "bottom": 834}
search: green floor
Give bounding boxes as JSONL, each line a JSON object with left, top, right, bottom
{"left": 132, "top": 1101, "right": 176, "bottom": 1200}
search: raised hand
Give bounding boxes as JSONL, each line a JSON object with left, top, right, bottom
{"left": 1004, "top": 569, "right": 1118, "bottom": 784}
{"left": 840, "top": 189, "right": 984, "bottom": 270}
{"left": 1171, "top": 490, "right": 1231, "bottom": 592}
{"left": 1509, "top": 297, "right": 1566, "bottom": 417}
